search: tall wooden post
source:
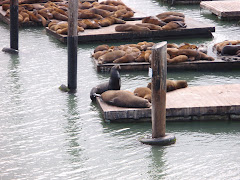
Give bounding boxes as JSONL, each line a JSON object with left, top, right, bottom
{"left": 140, "top": 42, "right": 176, "bottom": 146}
{"left": 10, "top": 0, "right": 19, "bottom": 51}
{"left": 67, "top": 0, "right": 78, "bottom": 92}
{"left": 2, "top": 0, "right": 19, "bottom": 54}
{"left": 151, "top": 41, "right": 167, "bottom": 138}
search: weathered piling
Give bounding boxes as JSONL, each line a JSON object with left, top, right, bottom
{"left": 67, "top": 0, "right": 78, "bottom": 92}
{"left": 2, "top": 0, "right": 19, "bottom": 54}
{"left": 140, "top": 41, "right": 176, "bottom": 146}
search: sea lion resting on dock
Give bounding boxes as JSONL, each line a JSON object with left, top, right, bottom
{"left": 134, "top": 79, "right": 188, "bottom": 103}
{"left": 90, "top": 65, "right": 121, "bottom": 101}
{"left": 100, "top": 90, "right": 151, "bottom": 108}
{"left": 115, "top": 24, "right": 151, "bottom": 32}
{"left": 147, "top": 79, "right": 188, "bottom": 92}
{"left": 213, "top": 40, "right": 240, "bottom": 53}
{"left": 221, "top": 45, "right": 240, "bottom": 56}
{"left": 167, "top": 48, "right": 214, "bottom": 61}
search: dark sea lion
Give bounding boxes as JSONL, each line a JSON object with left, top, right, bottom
{"left": 90, "top": 65, "right": 121, "bottom": 101}
{"left": 115, "top": 24, "right": 151, "bottom": 32}
{"left": 221, "top": 45, "right": 240, "bottom": 55}
{"left": 101, "top": 90, "right": 151, "bottom": 108}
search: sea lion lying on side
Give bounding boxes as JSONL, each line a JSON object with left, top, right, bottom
{"left": 162, "top": 21, "right": 186, "bottom": 30}
{"left": 156, "top": 11, "right": 185, "bottom": 19}
{"left": 167, "top": 55, "right": 188, "bottom": 64}
{"left": 100, "top": 90, "right": 151, "bottom": 108}
{"left": 90, "top": 65, "right": 121, "bottom": 101}
{"left": 147, "top": 79, "right": 188, "bottom": 92}
{"left": 98, "top": 50, "right": 126, "bottom": 64}
{"left": 142, "top": 16, "right": 166, "bottom": 26}
{"left": 115, "top": 24, "right": 151, "bottom": 32}
{"left": 213, "top": 40, "right": 240, "bottom": 53}
{"left": 221, "top": 45, "right": 240, "bottom": 56}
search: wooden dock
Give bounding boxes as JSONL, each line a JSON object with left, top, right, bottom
{"left": 200, "top": 1, "right": 240, "bottom": 19}
{"left": 95, "top": 84, "right": 240, "bottom": 122}
{"left": 46, "top": 17, "right": 215, "bottom": 43}
{"left": 94, "top": 57, "right": 240, "bottom": 72}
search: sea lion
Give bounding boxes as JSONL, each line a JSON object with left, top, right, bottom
{"left": 92, "top": 50, "right": 108, "bottom": 60}
{"left": 221, "top": 45, "right": 240, "bottom": 55}
{"left": 81, "top": 19, "right": 100, "bottom": 29}
{"left": 90, "top": 8, "right": 112, "bottom": 18}
{"left": 176, "top": 49, "right": 214, "bottom": 61}
{"left": 167, "top": 43, "right": 179, "bottom": 49}
{"left": 134, "top": 87, "right": 152, "bottom": 103}
{"left": 213, "top": 40, "right": 240, "bottom": 53}
{"left": 101, "top": 90, "right": 151, "bottom": 108}
{"left": 94, "top": 44, "right": 109, "bottom": 53}
{"left": 142, "top": 16, "right": 166, "bottom": 26}
{"left": 197, "top": 44, "right": 207, "bottom": 54}
{"left": 161, "top": 15, "right": 185, "bottom": 23}
{"left": 167, "top": 55, "right": 188, "bottom": 64}
{"left": 156, "top": 11, "right": 185, "bottom": 19}
{"left": 135, "top": 23, "right": 162, "bottom": 30}
{"left": 178, "top": 43, "right": 197, "bottom": 50}
{"left": 52, "top": 11, "right": 68, "bottom": 21}
{"left": 113, "top": 47, "right": 140, "bottom": 63}
{"left": 115, "top": 24, "right": 151, "bottom": 32}
{"left": 162, "top": 21, "right": 186, "bottom": 30}
{"left": 90, "top": 65, "right": 121, "bottom": 101}
{"left": 147, "top": 79, "right": 188, "bottom": 92}
{"left": 98, "top": 50, "right": 126, "bottom": 64}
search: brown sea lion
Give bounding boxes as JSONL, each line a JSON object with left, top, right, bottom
{"left": 92, "top": 50, "right": 108, "bottom": 60}
{"left": 101, "top": 90, "right": 151, "bottom": 108}
{"left": 162, "top": 21, "right": 186, "bottom": 30}
{"left": 144, "top": 50, "right": 152, "bottom": 62}
{"left": 2, "top": 4, "right": 10, "bottom": 11}
{"left": 115, "top": 24, "right": 151, "bottom": 32}
{"left": 135, "top": 51, "right": 146, "bottom": 62}
{"left": 221, "top": 45, "right": 240, "bottom": 56}
{"left": 94, "top": 44, "right": 109, "bottom": 53}
{"left": 142, "top": 16, "right": 166, "bottom": 26}
{"left": 81, "top": 19, "right": 100, "bottom": 29}
{"left": 134, "top": 87, "right": 152, "bottom": 103}
{"left": 161, "top": 15, "right": 185, "bottom": 23}
{"left": 156, "top": 11, "right": 185, "bottom": 19}
{"left": 96, "top": 4, "right": 118, "bottom": 12}
{"left": 138, "top": 41, "right": 155, "bottom": 50}
{"left": 90, "top": 65, "right": 121, "bottom": 101}
{"left": 52, "top": 11, "right": 68, "bottom": 21}
{"left": 178, "top": 43, "right": 197, "bottom": 50}
{"left": 147, "top": 79, "right": 188, "bottom": 92}
{"left": 167, "top": 43, "right": 179, "bottom": 49}
{"left": 167, "top": 55, "right": 188, "bottom": 64}
{"left": 98, "top": 50, "right": 126, "bottom": 64}
{"left": 176, "top": 49, "right": 214, "bottom": 61}
{"left": 90, "top": 7, "right": 113, "bottom": 18}
{"left": 135, "top": 23, "right": 162, "bottom": 30}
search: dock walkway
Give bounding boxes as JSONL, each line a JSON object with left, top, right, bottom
{"left": 96, "top": 84, "right": 240, "bottom": 122}
{"left": 200, "top": 1, "right": 240, "bottom": 19}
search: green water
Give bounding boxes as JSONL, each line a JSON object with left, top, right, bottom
{"left": 0, "top": 0, "right": 240, "bottom": 179}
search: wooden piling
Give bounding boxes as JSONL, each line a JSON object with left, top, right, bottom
{"left": 10, "top": 0, "right": 18, "bottom": 51}
{"left": 67, "top": 0, "right": 78, "bottom": 92}
{"left": 151, "top": 42, "right": 167, "bottom": 138}
{"left": 140, "top": 42, "right": 176, "bottom": 146}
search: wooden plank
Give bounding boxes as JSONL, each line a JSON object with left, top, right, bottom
{"left": 200, "top": 1, "right": 240, "bottom": 19}
{"left": 162, "top": 0, "right": 210, "bottom": 5}
{"left": 95, "top": 84, "right": 240, "bottom": 122}
{"left": 46, "top": 17, "right": 215, "bottom": 43}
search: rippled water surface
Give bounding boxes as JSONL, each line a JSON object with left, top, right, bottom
{"left": 0, "top": 0, "right": 240, "bottom": 179}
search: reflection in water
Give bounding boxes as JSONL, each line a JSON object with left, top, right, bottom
{"left": 63, "top": 94, "right": 86, "bottom": 170}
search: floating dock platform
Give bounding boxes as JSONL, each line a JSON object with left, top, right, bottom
{"left": 96, "top": 84, "right": 240, "bottom": 122}
{"left": 46, "top": 17, "right": 215, "bottom": 43}
{"left": 94, "top": 57, "right": 240, "bottom": 72}
{"left": 200, "top": 1, "right": 240, "bottom": 19}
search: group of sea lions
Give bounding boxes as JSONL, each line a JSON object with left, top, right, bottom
{"left": 213, "top": 40, "right": 240, "bottom": 56}
{"left": 2, "top": 0, "right": 134, "bottom": 34}
{"left": 115, "top": 11, "right": 186, "bottom": 32}
{"left": 167, "top": 42, "right": 214, "bottom": 63}
{"left": 92, "top": 41, "right": 214, "bottom": 64}
{"left": 90, "top": 65, "right": 188, "bottom": 108}
{"left": 92, "top": 41, "right": 154, "bottom": 64}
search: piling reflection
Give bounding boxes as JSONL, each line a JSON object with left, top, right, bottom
{"left": 63, "top": 94, "right": 86, "bottom": 169}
